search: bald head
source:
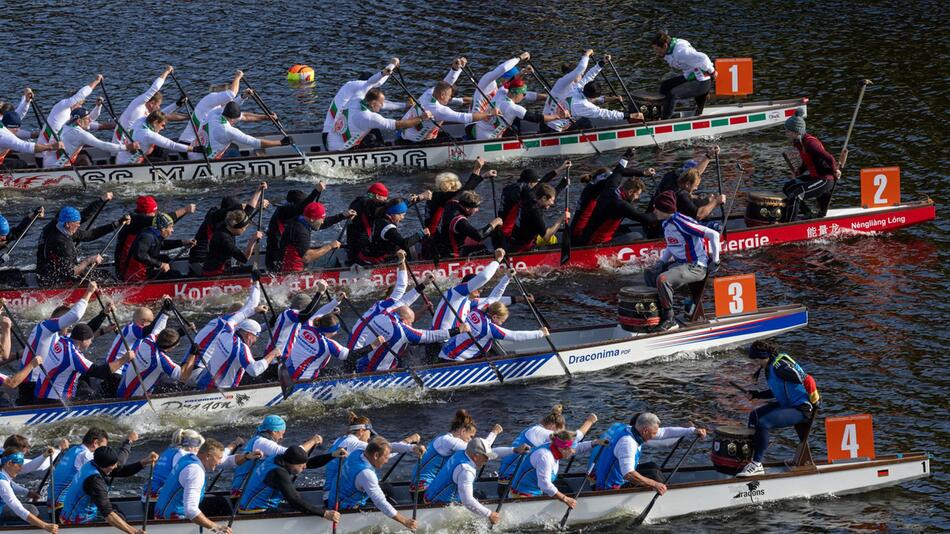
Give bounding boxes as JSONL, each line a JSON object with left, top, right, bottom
{"left": 395, "top": 306, "right": 415, "bottom": 325}
{"left": 133, "top": 307, "right": 154, "bottom": 327}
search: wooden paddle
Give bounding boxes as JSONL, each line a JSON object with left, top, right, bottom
{"left": 28, "top": 98, "right": 86, "bottom": 188}
{"left": 168, "top": 71, "right": 214, "bottom": 175}
{"left": 559, "top": 440, "right": 607, "bottom": 528}
{"left": 411, "top": 456, "right": 422, "bottom": 521}
{"left": 0, "top": 207, "right": 42, "bottom": 265}
{"left": 631, "top": 435, "right": 701, "bottom": 526}
{"left": 82, "top": 196, "right": 109, "bottom": 232}
{"left": 242, "top": 76, "right": 311, "bottom": 164}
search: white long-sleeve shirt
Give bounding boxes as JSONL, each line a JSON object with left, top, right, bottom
{"left": 39, "top": 85, "right": 92, "bottom": 145}
{"left": 206, "top": 109, "right": 261, "bottom": 158}
{"left": 439, "top": 307, "right": 544, "bottom": 362}
{"left": 22, "top": 298, "right": 87, "bottom": 380}
{"left": 350, "top": 269, "right": 422, "bottom": 350}
{"left": 354, "top": 468, "right": 396, "bottom": 518}
{"left": 117, "top": 116, "right": 191, "bottom": 164}
{"left": 21, "top": 450, "right": 60, "bottom": 475}
{"left": 530, "top": 440, "right": 595, "bottom": 496}
{"left": 192, "top": 286, "right": 260, "bottom": 370}
{"left": 360, "top": 314, "right": 450, "bottom": 371}
{"left": 43, "top": 124, "right": 124, "bottom": 168}
{"left": 431, "top": 260, "right": 501, "bottom": 330}
{"left": 178, "top": 89, "right": 237, "bottom": 144}
{"left": 0, "top": 125, "right": 35, "bottom": 154}
{"left": 115, "top": 75, "right": 166, "bottom": 140}
{"left": 176, "top": 451, "right": 238, "bottom": 519}
{"left": 14, "top": 95, "right": 30, "bottom": 118}
{"left": 470, "top": 57, "right": 520, "bottom": 114}
{"left": 322, "top": 66, "right": 394, "bottom": 134}
{"left": 614, "top": 426, "right": 696, "bottom": 476}
{"left": 659, "top": 212, "right": 721, "bottom": 267}
{"left": 664, "top": 38, "right": 715, "bottom": 82}
{"left": 326, "top": 100, "right": 397, "bottom": 151}
{"left": 543, "top": 54, "right": 591, "bottom": 131}
{"left": 473, "top": 93, "right": 528, "bottom": 140}
{"left": 430, "top": 431, "right": 498, "bottom": 458}
{"left": 399, "top": 67, "right": 472, "bottom": 143}
{"left": 0, "top": 472, "right": 31, "bottom": 520}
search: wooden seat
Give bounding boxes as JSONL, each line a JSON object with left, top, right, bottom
{"left": 790, "top": 404, "right": 820, "bottom": 469}
{"left": 687, "top": 276, "right": 709, "bottom": 322}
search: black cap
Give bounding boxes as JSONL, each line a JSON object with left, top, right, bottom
{"left": 93, "top": 446, "right": 119, "bottom": 468}
{"left": 71, "top": 323, "right": 94, "bottom": 341}
{"left": 286, "top": 190, "right": 306, "bottom": 204}
{"left": 222, "top": 101, "right": 241, "bottom": 119}
{"left": 282, "top": 445, "right": 309, "bottom": 465}
{"left": 519, "top": 169, "right": 540, "bottom": 183}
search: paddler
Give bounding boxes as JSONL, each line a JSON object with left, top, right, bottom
{"left": 236, "top": 445, "right": 342, "bottom": 521}
{"left": 322, "top": 58, "right": 401, "bottom": 148}
{"left": 1, "top": 435, "right": 69, "bottom": 476}
{"left": 277, "top": 201, "right": 352, "bottom": 271}
{"left": 154, "top": 437, "right": 262, "bottom": 533}
{"left": 42, "top": 106, "right": 136, "bottom": 168}
{"left": 142, "top": 429, "right": 219, "bottom": 501}
{"left": 571, "top": 149, "right": 656, "bottom": 241}
{"left": 589, "top": 412, "right": 706, "bottom": 492}
{"left": 347, "top": 250, "right": 426, "bottom": 350}
{"left": 650, "top": 145, "right": 719, "bottom": 201}
{"left": 424, "top": 157, "right": 490, "bottom": 236}
{"left": 229, "top": 415, "right": 324, "bottom": 494}
{"left": 189, "top": 283, "right": 266, "bottom": 381}
{"left": 439, "top": 301, "right": 546, "bottom": 362}
{"left": 116, "top": 310, "right": 197, "bottom": 398}
{"left": 737, "top": 341, "right": 820, "bottom": 477}
{"left": 355, "top": 305, "right": 467, "bottom": 373}
{"left": 543, "top": 52, "right": 641, "bottom": 132}
{"left": 114, "top": 195, "right": 196, "bottom": 280}
{"left": 53, "top": 429, "right": 137, "bottom": 508}
{"left": 468, "top": 77, "right": 569, "bottom": 140}
{"left": 200, "top": 209, "right": 264, "bottom": 276}
{"left": 36, "top": 196, "right": 131, "bottom": 286}
{"left": 431, "top": 248, "right": 506, "bottom": 330}
{"left": 115, "top": 110, "right": 203, "bottom": 165}
{"left": 178, "top": 70, "right": 244, "bottom": 159}
{"left": 34, "top": 321, "right": 133, "bottom": 403}
{"left": 102, "top": 302, "right": 167, "bottom": 378}
{"left": 262, "top": 282, "right": 324, "bottom": 361}
{"left": 264, "top": 185, "right": 323, "bottom": 271}
{"left": 344, "top": 182, "right": 389, "bottom": 264}
{"left": 326, "top": 87, "right": 433, "bottom": 151}
{"left": 35, "top": 75, "right": 103, "bottom": 163}
{"left": 113, "top": 65, "right": 186, "bottom": 146}
{"left": 354, "top": 197, "right": 432, "bottom": 265}
{"left": 0, "top": 206, "right": 44, "bottom": 256}
{"left": 410, "top": 409, "right": 501, "bottom": 493}
{"left": 781, "top": 109, "right": 841, "bottom": 220}
{"left": 469, "top": 52, "right": 531, "bottom": 115}
{"left": 644, "top": 191, "right": 721, "bottom": 331}
{"left": 283, "top": 310, "right": 380, "bottom": 382}
{"left": 673, "top": 166, "right": 726, "bottom": 225}
{"left": 188, "top": 185, "right": 267, "bottom": 272}
{"left": 206, "top": 100, "right": 287, "bottom": 159}
{"left": 508, "top": 184, "right": 566, "bottom": 252}
{"left": 0, "top": 112, "right": 61, "bottom": 168}
{"left": 651, "top": 31, "right": 716, "bottom": 119}
{"left": 431, "top": 190, "right": 502, "bottom": 258}
{"left": 0, "top": 447, "right": 58, "bottom": 532}
{"left": 509, "top": 429, "right": 607, "bottom": 506}
{"left": 58, "top": 445, "right": 158, "bottom": 529}
{"left": 194, "top": 317, "right": 277, "bottom": 391}
{"left": 397, "top": 57, "right": 499, "bottom": 145}
{"left": 497, "top": 161, "right": 571, "bottom": 247}
{"left": 328, "top": 436, "right": 425, "bottom": 532}
{"left": 577, "top": 176, "right": 655, "bottom": 245}
{"left": 123, "top": 212, "right": 195, "bottom": 282}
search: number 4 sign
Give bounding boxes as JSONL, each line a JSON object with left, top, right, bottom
{"left": 861, "top": 167, "right": 901, "bottom": 208}
{"left": 713, "top": 274, "right": 757, "bottom": 317}
{"left": 715, "top": 58, "right": 753, "bottom": 96}
{"left": 825, "top": 414, "right": 875, "bottom": 462}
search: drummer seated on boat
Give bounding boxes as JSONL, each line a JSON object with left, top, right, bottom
{"left": 207, "top": 100, "right": 286, "bottom": 159}
{"left": 59, "top": 445, "right": 158, "bottom": 530}
{"left": 431, "top": 191, "right": 502, "bottom": 258}
{"left": 644, "top": 191, "right": 721, "bottom": 331}
{"left": 0, "top": 448, "right": 58, "bottom": 532}
{"left": 328, "top": 436, "right": 425, "bottom": 532}
{"left": 468, "top": 77, "right": 569, "bottom": 141}
{"left": 154, "top": 438, "right": 262, "bottom": 534}
{"left": 277, "top": 201, "right": 351, "bottom": 272}
{"left": 439, "top": 301, "right": 547, "bottom": 362}
{"left": 737, "top": 341, "right": 820, "bottom": 478}
{"left": 201, "top": 210, "right": 263, "bottom": 277}
{"left": 355, "top": 305, "right": 466, "bottom": 373}
{"left": 326, "top": 87, "right": 433, "bottom": 152}
{"left": 236, "top": 445, "right": 341, "bottom": 521}
{"left": 781, "top": 110, "right": 841, "bottom": 221}
{"left": 123, "top": 213, "right": 195, "bottom": 282}
{"left": 411, "top": 410, "right": 500, "bottom": 493}
{"left": 509, "top": 430, "right": 606, "bottom": 507}
{"left": 590, "top": 413, "right": 706, "bottom": 494}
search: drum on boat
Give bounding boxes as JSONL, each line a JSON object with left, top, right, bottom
{"left": 631, "top": 91, "right": 665, "bottom": 121}
{"left": 744, "top": 191, "right": 786, "bottom": 226}
{"left": 618, "top": 286, "right": 661, "bottom": 332}
{"left": 711, "top": 425, "right": 755, "bottom": 474}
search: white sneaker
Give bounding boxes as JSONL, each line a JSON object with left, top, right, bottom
{"left": 735, "top": 461, "right": 764, "bottom": 478}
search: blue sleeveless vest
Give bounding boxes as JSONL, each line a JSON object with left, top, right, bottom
{"left": 768, "top": 354, "right": 810, "bottom": 407}
{"left": 410, "top": 434, "right": 451, "bottom": 489}
{"left": 53, "top": 445, "right": 86, "bottom": 504}
{"left": 231, "top": 434, "right": 266, "bottom": 492}
{"left": 424, "top": 450, "right": 473, "bottom": 503}
{"left": 591, "top": 423, "right": 638, "bottom": 490}
{"left": 144, "top": 446, "right": 179, "bottom": 498}
{"left": 322, "top": 435, "right": 350, "bottom": 504}
{"left": 499, "top": 426, "right": 535, "bottom": 480}
{"left": 238, "top": 456, "right": 283, "bottom": 512}
{"left": 330, "top": 450, "right": 374, "bottom": 510}
{"left": 59, "top": 461, "right": 100, "bottom": 524}
{"left": 511, "top": 444, "right": 556, "bottom": 496}
{"left": 155, "top": 454, "right": 204, "bottom": 519}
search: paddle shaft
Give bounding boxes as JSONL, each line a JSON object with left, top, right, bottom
{"left": 331, "top": 456, "right": 343, "bottom": 534}
{"left": 99, "top": 80, "right": 154, "bottom": 168}
{"left": 168, "top": 71, "right": 214, "bottom": 173}
{"left": 338, "top": 297, "right": 426, "bottom": 388}
{"left": 243, "top": 76, "right": 310, "bottom": 163}
{"left": 460, "top": 64, "right": 527, "bottom": 150}
{"left": 502, "top": 257, "right": 572, "bottom": 377}
{"left": 659, "top": 436, "right": 686, "bottom": 469}
{"left": 559, "top": 442, "right": 606, "bottom": 528}
{"left": 167, "top": 300, "right": 231, "bottom": 400}
{"left": 325, "top": 221, "right": 348, "bottom": 266}
{"left": 28, "top": 99, "right": 87, "bottom": 188}
{"left": 490, "top": 175, "right": 499, "bottom": 218}
{"left": 721, "top": 162, "right": 750, "bottom": 240}
{"left": 0, "top": 209, "right": 41, "bottom": 264}
{"left": 141, "top": 459, "right": 154, "bottom": 531}
{"left": 32, "top": 449, "right": 65, "bottom": 504}
{"left": 715, "top": 153, "right": 726, "bottom": 227}
{"left": 380, "top": 451, "right": 407, "bottom": 482}
{"left": 526, "top": 60, "right": 602, "bottom": 156}
{"left": 104, "top": 303, "right": 157, "bottom": 413}
{"left": 633, "top": 435, "right": 701, "bottom": 526}
{"left": 70, "top": 220, "right": 128, "bottom": 290}
{"left": 228, "top": 458, "right": 258, "bottom": 527}
{"left": 729, "top": 380, "right": 751, "bottom": 395}
{"left": 491, "top": 452, "right": 526, "bottom": 529}
{"left": 605, "top": 57, "right": 660, "bottom": 150}
{"left": 82, "top": 198, "right": 109, "bottom": 232}
{"left": 145, "top": 243, "right": 193, "bottom": 282}
{"left": 411, "top": 456, "right": 421, "bottom": 520}
{"left": 840, "top": 79, "right": 872, "bottom": 169}
{"left": 560, "top": 168, "right": 572, "bottom": 265}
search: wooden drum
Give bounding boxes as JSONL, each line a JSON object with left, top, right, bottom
{"left": 618, "top": 286, "right": 661, "bottom": 332}
{"left": 711, "top": 425, "right": 755, "bottom": 474}
{"left": 744, "top": 191, "right": 786, "bottom": 226}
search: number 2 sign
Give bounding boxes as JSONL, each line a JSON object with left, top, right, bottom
{"left": 860, "top": 167, "right": 900, "bottom": 208}
{"left": 825, "top": 414, "right": 875, "bottom": 462}
{"left": 715, "top": 58, "right": 753, "bottom": 96}
{"left": 713, "top": 274, "right": 757, "bottom": 317}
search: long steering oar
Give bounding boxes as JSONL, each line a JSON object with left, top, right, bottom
{"left": 559, "top": 440, "right": 608, "bottom": 528}
{"left": 526, "top": 60, "right": 602, "bottom": 156}
{"left": 604, "top": 56, "right": 660, "bottom": 150}
{"left": 631, "top": 435, "right": 701, "bottom": 526}
{"left": 28, "top": 99, "right": 87, "bottom": 188}
{"left": 70, "top": 219, "right": 128, "bottom": 290}
{"left": 168, "top": 71, "right": 214, "bottom": 176}
{"left": 99, "top": 80, "right": 155, "bottom": 170}
{"left": 101, "top": 296, "right": 157, "bottom": 413}
{"left": 166, "top": 299, "right": 231, "bottom": 400}
{"left": 839, "top": 79, "right": 873, "bottom": 170}
{"left": 0, "top": 207, "right": 42, "bottom": 265}
{"left": 338, "top": 296, "right": 426, "bottom": 388}
{"left": 501, "top": 257, "right": 572, "bottom": 378}
{"left": 460, "top": 64, "right": 529, "bottom": 150}
{"left": 242, "top": 76, "right": 311, "bottom": 164}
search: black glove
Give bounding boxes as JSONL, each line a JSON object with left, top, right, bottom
{"left": 251, "top": 269, "right": 261, "bottom": 282}
{"left": 162, "top": 298, "right": 174, "bottom": 312}
{"left": 707, "top": 261, "right": 720, "bottom": 276}
{"left": 280, "top": 136, "right": 294, "bottom": 146}
{"left": 176, "top": 96, "right": 188, "bottom": 107}
{"left": 189, "top": 146, "right": 205, "bottom": 154}
{"left": 448, "top": 326, "right": 462, "bottom": 337}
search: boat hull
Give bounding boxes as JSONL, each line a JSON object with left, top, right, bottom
{"left": 0, "top": 305, "right": 807, "bottom": 429}
{"left": 0, "top": 99, "right": 806, "bottom": 190}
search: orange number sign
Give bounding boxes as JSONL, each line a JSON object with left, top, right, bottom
{"left": 713, "top": 274, "right": 757, "bottom": 317}
{"left": 825, "top": 414, "right": 875, "bottom": 462}
{"left": 715, "top": 58, "right": 753, "bottom": 96}
{"left": 860, "top": 167, "right": 900, "bottom": 208}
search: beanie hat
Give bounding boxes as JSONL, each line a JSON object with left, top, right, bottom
{"left": 237, "top": 319, "right": 261, "bottom": 336}
{"left": 258, "top": 414, "right": 287, "bottom": 433}
{"left": 136, "top": 195, "right": 158, "bottom": 214}
{"left": 303, "top": 202, "right": 326, "bottom": 220}
{"left": 93, "top": 446, "right": 119, "bottom": 468}
{"left": 286, "top": 190, "right": 306, "bottom": 204}
{"left": 282, "top": 445, "right": 309, "bottom": 465}
{"left": 0, "top": 215, "right": 9, "bottom": 237}
{"left": 367, "top": 182, "right": 389, "bottom": 197}
{"left": 386, "top": 200, "right": 408, "bottom": 215}
{"left": 784, "top": 109, "right": 806, "bottom": 135}
{"left": 680, "top": 159, "right": 700, "bottom": 174}
{"left": 653, "top": 190, "right": 677, "bottom": 214}
{"left": 154, "top": 212, "right": 174, "bottom": 229}
{"left": 58, "top": 206, "right": 81, "bottom": 224}
{"left": 519, "top": 169, "right": 539, "bottom": 183}
{"left": 220, "top": 196, "right": 242, "bottom": 212}
{"left": 222, "top": 101, "right": 241, "bottom": 119}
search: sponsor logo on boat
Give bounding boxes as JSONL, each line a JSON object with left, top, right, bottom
{"left": 158, "top": 392, "right": 247, "bottom": 412}
{"left": 568, "top": 347, "right": 631, "bottom": 365}
{"left": 850, "top": 216, "right": 906, "bottom": 231}
{"left": 733, "top": 481, "right": 765, "bottom": 499}
{"left": 768, "top": 111, "right": 781, "bottom": 120}
{"left": 448, "top": 144, "right": 466, "bottom": 161}
{"left": 721, "top": 233, "right": 771, "bottom": 252}
{"left": 2, "top": 295, "right": 39, "bottom": 308}
{"left": 173, "top": 282, "right": 246, "bottom": 300}
{"left": 617, "top": 246, "right": 662, "bottom": 262}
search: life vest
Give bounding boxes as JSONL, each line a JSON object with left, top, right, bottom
{"left": 587, "top": 187, "right": 630, "bottom": 245}
{"left": 144, "top": 447, "right": 180, "bottom": 499}
{"left": 59, "top": 461, "right": 101, "bottom": 524}
{"left": 500, "top": 187, "right": 524, "bottom": 237}
{"left": 424, "top": 450, "right": 474, "bottom": 504}
{"left": 322, "top": 435, "right": 352, "bottom": 504}
{"left": 280, "top": 217, "right": 311, "bottom": 272}
{"left": 510, "top": 444, "right": 557, "bottom": 497}
{"left": 410, "top": 434, "right": 453, "bottom": 491}
{"left": 237, "top": 456, "right": 283, "bottom": 513}
{"left": 155, "top": 453, "right": 204, "bottom": 520}
{"left": 123, "top": 227, "right": 162, "bottom": 282}
{"left": 768, "top": 353, "right": 819, "bottom": 407}
{"left": 329, "top": 449, "right": 375, "bottom": 510}
{"left": 499, "top": 426, "right": 536, "bottom": 480}
{"left": 590, "top": 423, "right": 639, "bottom": 490}
{"left": 231, "top": 435, "right": 267, "bottom": 493}
{"left": 435, "top": 202, "right": 476, "bottom": 258}
{"left": 356, "top": 219, "right": 398, "bottom": 265}
{"left": 52, "top": 445, "right": 86, "bottom": 500}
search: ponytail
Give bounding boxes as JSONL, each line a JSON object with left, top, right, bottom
{"left": 540, "top": 403, "right": 566, "bottom": 430}
{"left": 449, "top": 409, "right": 476, "bottom": 432}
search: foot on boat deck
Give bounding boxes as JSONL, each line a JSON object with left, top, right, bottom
{"left": 736, "top": 461, "right": 765, "bottom": 477}
{"left": 656, "top": 318, "right": 680, "bottom": 332}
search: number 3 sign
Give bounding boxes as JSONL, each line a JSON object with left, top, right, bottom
{"left": 713, "top": 273, "right": 757, "bottom": 317}
{"left": 825, "top": 414, "right": 875, "bottom": 462}
{"left": 860, "top": 167, "right": 900, "bottom": 208}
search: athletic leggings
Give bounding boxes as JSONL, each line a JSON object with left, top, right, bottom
{"left": 782, "top": 176, "right": 835, "bottom": 222}
{"left": 659, "top": 76, "right": 711, "bottom": 119}
{"left": 748, "top": 402, "right": 809, "bottom": 462}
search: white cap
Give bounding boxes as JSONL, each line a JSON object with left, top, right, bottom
{"left": 237, "top": 319, "right": 261, "bottom": 335}
{"left": 466, "top": 437, "right": 497, "bottom": 460}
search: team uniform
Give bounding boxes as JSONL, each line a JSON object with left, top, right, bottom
{"left": 644, "top": 211, "right": 721, "bottom": 318}
{"left": 116, "top": 316, "right": 185, "bottom": 398}
{"left": 397, "top": 67, "right": 471, "bottom": 143}
{"left": 471, "top": 92, "right": 532, "bottom": 140}
{"left": 35, "top": 85, "right": 93, "bottom": 163}
{"left": 423, "top": 446, "right": 517, "bottom": 516}
{"left": 411, "top": 431, "right": 497, "bottom": 491}
{"left": 432, "top": 201, "right": 494, "bottom": 258}
{"left": 42, "top": 121, "right": 124, "bottom": 168}
{"left": 355, "top": 314, "right": 452, "bottom": 373}
{"left": 0, "top": 467, "right": 35, "bottom": 524}
{"left": 746, "top": 353, "right": 820, "bottom": 465}
{"left": 321, "top": 65, "right": 396, "bottom": 144}
{"left": 194, "top": 323, "right": 267, "bottom": 391}
{"left": 326, "top": 450, "right": 398, "bottom": 518}
{"left": 510, "top": 440, "right": 595, "bottom": 497}
{"left": 469, "top": 57, "right": 523, "bottom": 115}
{"left": 589, "top": 422, "right": 697, "bottom": 490}
{"left": 205, "top": 108, "right": 260, "bottom": 159}
{"left": 59, "top": 457, "right": 144, "bottom": 524}
{"left": 116, "top": 117, "right": 192, "bottom": 164}
{"left": 543, "top": 58, "right": 622, "bottom": 131}
{"left": 264, "top": 190, "right": 320, "bottom": 271}
{"left": 0, "top": 122, "right": 37, "bottom": 157}
{"left": 498, "top": 424, "right": 585, "bottom": 481}
{"left": 347, "top": 269, "right": 421, "bottom": 350}
{"left": 114, "top": 76, "right": 177, "bottom": 142}
{"left": 430, "top": 260, "right": 502, "bottom": 330}
{"left": 154, "top": 451, "right": 239, "bottom": 520}
{"left": 326, "top": 99, "right": 397, "bottom": 152}
{"left": 782, "top": 133, "right": 839, "bottom": 220}
{"left": 439, "top": 304, "right": 542, "bottom": 362}
{"left": 33, "top": 336, "right": 93, "bottom": 401}
{"left": 189, "top": 286, "right": 260, "bottom": 380}
{"left": 322, "top": 434, "right": 415, "bottom": 507}
{"left": 659, "top": 38, "right": 715, "bottom": 119}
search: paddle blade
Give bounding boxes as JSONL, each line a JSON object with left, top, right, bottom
{"left": 632, "top": 494, "right": 660, "bottom": 526}
{"left": 560, "top": 214, "right": 572, "bottom": 265}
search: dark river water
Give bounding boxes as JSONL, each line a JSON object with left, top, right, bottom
{"left": 1, "top": 1, "right": 947, "bottom": 532}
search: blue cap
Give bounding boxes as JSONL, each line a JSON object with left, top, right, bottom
{"left": 386, "top": 201, "right": 408, "bottom": 215}
{"left": 500, "top": 66, "right": 520, "bottom": 80}
{"left": 257, "top": 414, "right": 286, "bottom": 433}
{"left": 70, "top": 107, "right": 90, "bottom": 123}
{"left": 0, "top": 215, "right": 9, "bottom": 237}
{"left": 680, "top": 159, "right": 699, "bottom": 174}
{"left": 1, "top": 111, "right": 21, "bottom": 128}
{"left": 58, "top": 206, "right": 81, "bottom": 224}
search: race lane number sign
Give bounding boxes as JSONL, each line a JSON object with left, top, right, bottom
{"left": 715, "top": 58, "right": 753, "bottom": 96}
{"left": 825, "top": 414, "right": 875, "bottom": 462}
{"left": 860, "top": 167, "right": 900, "bottom": 208}
{"left": 713, "top": 274, "right": 757, "bottom": 317}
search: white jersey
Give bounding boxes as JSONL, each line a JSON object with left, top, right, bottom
{"left": 286, "top": 325, "right": 349, "bottom": 381}
{"left": 326, "top": 100, "right": 397, "bottom": 151}
{"left": 206, "top": 109, "right": 261, "bottom": 158}
{"left": 195, "top": 329, "right": 267, "bottom": 390}
{"left": 439, "top": 306, "right": 543, "bottom": 362}
{"left": 358, "top": 314, "right": 450, "bottom": 372}
{"left": 22, "top": 299, "right": 87, "bottom": 381}
{"left": 398, "top": 67, "right": 472, "bottom": 143}
{"left": 430, "top": 260, "right": 502, "bottom": 330}
{"left": 191, "top": 286, "right": 260, "bottom": 372}
{"left": 322, "top": 66, "right": 394, "bottom": 134}
{"left": 43, "top": 123, "right": 124, "bottom": 168}
{"left": 116, "top": 116, "right": 191, "bottom": 164}
{"left": 473, "top": 93, "right": 527, "bottom": 141}
{"left": 349, "top": 269, "right": 421, "bottom": 350}
{"left": 663, "top": 38, "right": 715, "bottom": 82}
{"left": 114, "top": 75, "right": 176, "bottom": 142}
{"left": 38, "top": 85, "right": 92, "bottom": 147}
{"left": 470, "top": 57, "right": 520, "bottom": 114}
{"left": 117, "top": 336, "right": 182, "bottom": 398}
{"left": 659, "top": 212, "right": 721, "bottom": 267}
{"left": 0, "top": 124, "right": 35, "bottom": 154}
{"left": 105, "top": 313, "right": 168, "bottom": 374}
{"left": 544, "top": 60, "right": 617, "bottom": 131}
{"left": 178, "top": 89, "right": 236, "bottom": 144}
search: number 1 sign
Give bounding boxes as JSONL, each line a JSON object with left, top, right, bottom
{"left": 715, "top": 58, "right": 753, "bottom": 96}
{"left": 713, "top": 273, "right": 757, "bottom": 317}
